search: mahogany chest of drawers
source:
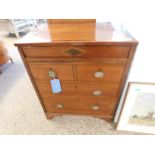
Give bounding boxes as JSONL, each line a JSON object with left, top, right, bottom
{"left": 15, "top": 20, "right": 138, "bottom": 121}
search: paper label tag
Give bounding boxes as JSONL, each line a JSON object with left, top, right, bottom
{"left": 50, "top": 79, "right": 62, "bottom": 94}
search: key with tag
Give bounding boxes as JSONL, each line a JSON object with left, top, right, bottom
{"left": 48, "top": 70, "right": 62, "bottom": 94}
{"left": 50, "top": 78, "right": 62, "bottom": 93}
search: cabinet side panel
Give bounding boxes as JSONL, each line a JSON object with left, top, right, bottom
{"left": 113, "top": 45, "right": 138, "bottom": 121}
{"left": 17, "top": 46, "right": 47, "bottom": 113}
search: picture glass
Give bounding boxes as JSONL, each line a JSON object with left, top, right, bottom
{"left": 117, "top": 83, "right": 155, "bottom": 134}
{"left": 129, "top": 92, "right": 155, "bottom": 127}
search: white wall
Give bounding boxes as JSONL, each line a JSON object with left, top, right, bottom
{"left": 98, "top": 0, "right": 155, "bottom": 122}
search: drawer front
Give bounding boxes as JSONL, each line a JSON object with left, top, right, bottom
{"left": 35, "top": 81, "right": 119, "bottom": 99}
{"left": 43, "top": 97, "right": 114, "bottom": 116}
{"left": 76, "top": 82, "right": 119, "bottom": 97}
{"left": 43, "top": 97, "right": 77, "bottom": 113}
{"left": 35, "top": 81, "right": 76, "bottom": 98}
{"left": 28, "top": 63, "right": 74, "bottom": 81}
{"left": 77, "top": 64, "right": 124, "bottom": 82}
{"left": 22, "top": 45, "right": 130, "bottom": 58}
{"left": 76, "top": 98, "right": 115, "bottom": 115}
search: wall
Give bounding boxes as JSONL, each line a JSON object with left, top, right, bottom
{"left": 98, "top": 0, "right": 155, "bottom": 122}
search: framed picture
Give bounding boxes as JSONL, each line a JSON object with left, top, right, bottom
{"left": 117, "top": 82, "right": 155, "bottom": 134}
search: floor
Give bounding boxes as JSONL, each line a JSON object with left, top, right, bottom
{"left": 0, "top": 26, "right": 134, "bottom": 135}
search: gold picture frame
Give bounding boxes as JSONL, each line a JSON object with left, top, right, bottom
{"left": 117, "top": 82, "right": 155, "bottom": 134}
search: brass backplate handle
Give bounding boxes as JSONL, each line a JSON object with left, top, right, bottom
{"left": 56, "top": 104, "right": 64, "bottom": 109}
{"left": 65, "top": 48, "right": 82, "bottom": 56}
{"left": 48, "top": 70, "right": 57, "bottom": 78}
{"left": 94, "top": 71, "right": 105, "bottom": 78}
{"left": 92, "top": 105, "right": 99, "bottom": 110}
{"left": 93, "top": 90, "right": 103, "bottom": 96}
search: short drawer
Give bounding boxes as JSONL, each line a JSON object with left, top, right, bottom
{"left": 77, "top": 64, "right": 124, "bottom": 82}
{"left": 35, "top": 81, "right": 76, "bottom": 98}
{"left": 28, "top": 63, "right": 74, "bottom": 81}
{"left": 43, "top": 97, "right": 114, "bottom": 116}
{"left": 22, "top": 45, "right": 130, "bottom": 58}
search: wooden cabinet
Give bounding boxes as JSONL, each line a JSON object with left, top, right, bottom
{"left": 15, "top": 20, "right": 138, "bottom": 121}
{"left": 0, "top": 39, "right": 12, "bottom": 73}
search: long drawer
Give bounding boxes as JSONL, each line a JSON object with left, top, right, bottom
{"left": 35, "top": 81, "right": 119, "bottom": 98}
{"left": 22, "top": 45, "right": 130, "bottom": 58}
{"left": 43, "top": 97, "right": 115, "bottom": 116}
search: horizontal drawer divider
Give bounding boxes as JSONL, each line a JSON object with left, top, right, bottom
{"left": 25, "top": 58, "right": 128, "bottom": 65}
{"left": 33, "top": 79, "right": 122, "bottom": 83}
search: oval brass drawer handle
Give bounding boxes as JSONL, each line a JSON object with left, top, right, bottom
{"left": 56, "top": 103, "right": 64, "bottom": 109}
{"left": 92, "top": 105, "right": 99, "bottom": 110}
{"left": 93, "top": 90, "right": 103, "bottom": 96}
{"left": 94, "top": 71, "right": 104, "bottom": 78}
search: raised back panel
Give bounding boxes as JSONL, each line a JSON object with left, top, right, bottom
{"left": 48, "top": 19, "right": 96, "bottom": 24}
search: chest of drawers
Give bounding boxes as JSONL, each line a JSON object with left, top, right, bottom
{"left": 15, "top": 20, "right": 138, "bottom": 121}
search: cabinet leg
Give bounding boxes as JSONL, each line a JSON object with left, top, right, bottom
{"left": 45, "top": 113, "right": 62, "bottom": 119}
{"left": 46, "top": 113, "right": 55, "bottom": 119}
{"left": 0, "top": 68, "right": 2, "bottom": 74}
{"left": 93, "top": 116, "right": 113, "bottom": 122}
{"left": 45, "top": 112, "right": 63, "bottom": 119}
